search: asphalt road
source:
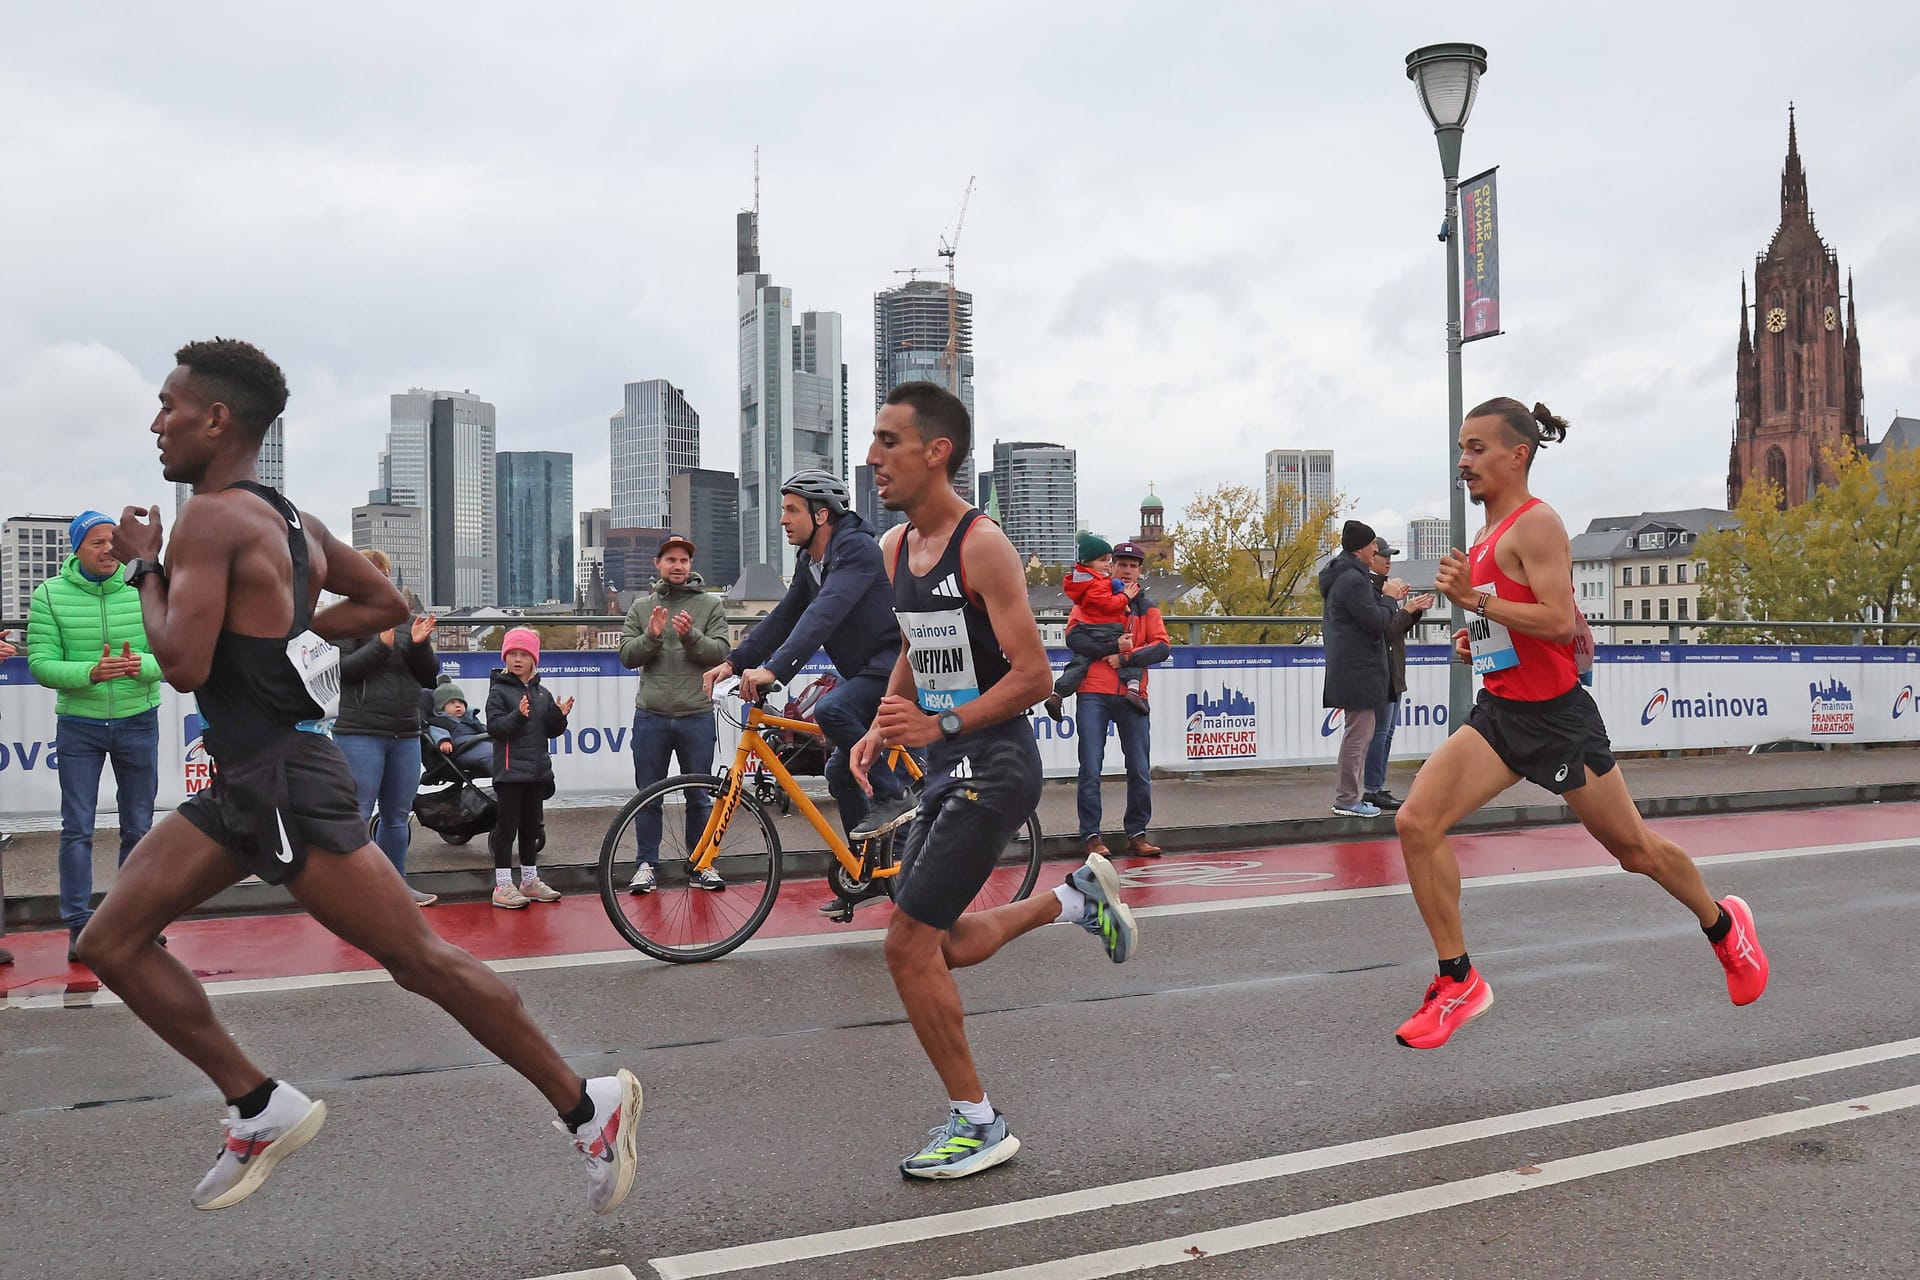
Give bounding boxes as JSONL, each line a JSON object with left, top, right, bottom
{"left": 4, "top": 811, "right": 1917, "bottom": 1280}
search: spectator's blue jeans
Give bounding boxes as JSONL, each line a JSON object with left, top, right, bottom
{"left": 336, "top": 733, "right": 420, "bottom": 875}
{"left": 56, "top": 709, "right": 159, "bottom": 931}
{"left": 1364, "top": 700, "right": 1398, "bottom": 794}
{"left": 1075, "top": 694, "right": 1152, "bottom": 841}
{"left": 813, "top": 672, "right": 906, "bottom": 832}
{"left": 630, "top": 708, "right": 718, "bottom": 864}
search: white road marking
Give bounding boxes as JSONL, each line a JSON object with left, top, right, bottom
{"left": 647, "top": 1034, "right": 1920, "bottom": 1278}
{"left": 944, "top": 1084, "right": 1920, "bottom": 1280}
{"left": 5, "top": 834, "right": 1910, "bottom": 1011}
{"left": 521, "top": 1268, "right": 638, "bottom": 1280}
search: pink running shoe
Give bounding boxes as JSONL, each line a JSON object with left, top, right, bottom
{"left": 1712, "top": 895, "right": 1769, "bottom": 1006}
{"left": 1395, "top": 968, "right": 1495, "bottom": 1049}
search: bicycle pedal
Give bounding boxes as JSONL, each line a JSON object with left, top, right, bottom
{"left": 826, "top": 904, "right": 856, "bottom": 924}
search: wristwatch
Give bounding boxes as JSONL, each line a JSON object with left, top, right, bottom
{"left": 124, "top": 558, "right": 167, "bottom": 589}
{"left": 937, "top": 710, "right": 964, "bottom": 741}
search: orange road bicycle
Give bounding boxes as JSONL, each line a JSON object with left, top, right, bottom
{"left": 595, "top": 684, "right": 1043, "bottom": 962}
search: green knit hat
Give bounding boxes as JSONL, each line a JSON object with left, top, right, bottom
{"left": 1076, "top": 531, "right": 1113, "bottom": 563}
{"left": 433, "top": 682, "right": 470, "bottom": 713}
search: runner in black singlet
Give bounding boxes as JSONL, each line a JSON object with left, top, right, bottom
{"left": 80, "top": 339, "right": 642, "bottom": 1215}
{"left": 851, "top": 380, "right": 1139, "bottom": 1180}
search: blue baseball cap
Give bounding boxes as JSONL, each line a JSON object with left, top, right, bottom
{"left": 69, "top": 511, "right": 115, "bottom": 552}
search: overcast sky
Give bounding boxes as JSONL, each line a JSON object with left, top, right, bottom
{"left": 2, "top": 2, "right": 1916, "bottom": 574}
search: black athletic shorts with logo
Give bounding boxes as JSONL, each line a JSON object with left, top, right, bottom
{"left": 178, "top": 730, "right": 370, "bottom": 885}
{"left": 893, "top": 717, "right": 1045, "bottom": 930}
{"left": 1466, "top": 684, "right": 1616, "bottom": 795}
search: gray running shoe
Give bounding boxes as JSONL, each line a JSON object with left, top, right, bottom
{"left": 191, "top": 1082, "right": 327, "bottom": 1210}
{"left": 900, "top": 1109, "right": 1021, "bottom": 1179}
{"left": 1068, "top": 851, "right": 1138, "bottom": 964}
{"left": 848, "top": 792, "right": 919, "bottom": 842}
{"left": 690, "top": 865, "right": 726, "bottom": 891}
{"left": 628, "top": 863, "right": 657, "bottom": 894}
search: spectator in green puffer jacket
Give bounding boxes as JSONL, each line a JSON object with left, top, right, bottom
{"left": 27, "top": 512, "right": 164, "bottom": 961}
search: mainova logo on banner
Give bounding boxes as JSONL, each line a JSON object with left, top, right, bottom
{"left": 1809, "top": 675, "right": 1855, "bottom": 736}
{"left": 1186, "top": 684, "right": 1259, "bottom": 760}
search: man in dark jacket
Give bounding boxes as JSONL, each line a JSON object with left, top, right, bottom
{"left": 702, "top": 470, "right": 914, "bottom": 846}
{"left": 1317, "top": 520, "right": 1402, "bottom": 819}
{"left": 333, "top": 585, "right": 439, "bottom": 898}
{"left": 1363, "top": 537, "right": 1434, "bottom": 811}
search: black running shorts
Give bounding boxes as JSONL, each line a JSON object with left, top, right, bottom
{"left": 179, "top": 730, "right": 370, "bottom": 885}
{"left": 893, "top": 718, "right": 1045, "bottom": 931}
{"left": 1465, "top": 684, "right": 1616, "bottom": 795}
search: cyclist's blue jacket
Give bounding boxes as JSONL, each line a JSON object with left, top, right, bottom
{"left": 727, "top": 511, "right": 901, "bottom": 684}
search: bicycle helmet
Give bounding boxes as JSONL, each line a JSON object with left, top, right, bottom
{"left": 779, "top": 468, "right": 850, "bottom": 517}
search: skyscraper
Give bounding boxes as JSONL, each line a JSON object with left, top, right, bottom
{"left": 1407, "top": 517, "right": 1450, "bottom": 562}
{"left": 496, "top": 451, "right": 575, "bottom": 607}
{"left": 874, "top": 279, "right": 976, "bottom": 502}
{"left": 669, "top": 469, "right": 741, "bottom": 589}
{"left": 177, "top": 417, "right": 284, "bottom": 514}
{"left": 2, "top": 515, "right": 72, "bottom": 621}
{"left": 380, "top": 389, "right": 497, "bottom": 608}
{"left": 1264, "top": 449, "right": 1336, "bottom": 539}
{"left": 577, "top": 507, "right": 610, "bottom": 609}
{"left": 351, "top": 503, "right": 427, "bottom": 603}
{"left": 738, "top": 255, "right": 845, "bottom": 577}
{"left": 610, "top": 381, "right": 699, "bottom": 528}
{"left": 996, "top": 442, "right": 1078, "bottom": 565}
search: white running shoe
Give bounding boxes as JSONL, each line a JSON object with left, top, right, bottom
{"left": 627, "top": 863, "right": 657, "bottom": 894}
{"left": 191, "top": 1081, "right": 328, "bottom": 1210}
{"left": 557, "top": 1069, "right": 644, "bottom": 1215}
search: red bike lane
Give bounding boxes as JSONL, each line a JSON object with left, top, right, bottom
{"left": 3, "top": 802, "right": 1911, "bottom": 1002}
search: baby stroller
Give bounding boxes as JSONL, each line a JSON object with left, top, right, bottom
{"left": 409, "top": 734, "right": 497, "bottom": 844}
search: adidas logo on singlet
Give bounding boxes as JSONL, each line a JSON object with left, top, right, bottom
{"left": 929, "top": 572, "right": 964, "bottom": 600}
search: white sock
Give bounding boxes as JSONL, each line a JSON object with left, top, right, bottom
{"left": 951, "top": 1096, "right": 995, "bottom": 1125}
{"left": 495, "top": 868, "right": 513, "bottom": 890}
{"left": 1053, "top": 882, "right": 1087, "bottom": 921}
{"left": 521, "top": 865, "right": 539, "bottom": 887}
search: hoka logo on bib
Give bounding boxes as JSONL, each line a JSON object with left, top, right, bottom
{"left": 184, "top": 711, "right": 213, "bottom": 794}
{"left": 1185, "top": 685, "right": 1257, "bottom": 759}
{"left": 1810, "top": 675, "right": 1854, "bottom": 737}
{"left": 1894, "top": 686, "right": 1915, "bottom": 720}
{"left": 1642, "top": 686, "right": 1769, "bottom": 726}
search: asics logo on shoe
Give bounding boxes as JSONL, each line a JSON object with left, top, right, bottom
{"left": 1439, "top": 978, "right": 1482, "bottom": 1017}
{"left": 1727, "top": 926, "right": 1757, "bottom": 965}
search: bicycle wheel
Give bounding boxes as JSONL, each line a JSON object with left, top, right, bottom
{"left": 597, "top": 775, "right": 783, "bottom": 963}
{"left": 960, "top": 808, "right": 1044, "bottom": 914}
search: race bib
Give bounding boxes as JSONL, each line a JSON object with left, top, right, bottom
{"left": 1467, "top": 584, "right": 1521, "bottom": 676}
{"left": 286, "top": 629, "right": 341, "bottom": 722}
{"left": 899, "top": 608, "right": 979, "bottom": 711}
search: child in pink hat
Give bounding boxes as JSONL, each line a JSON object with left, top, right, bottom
{"left": 486, "top": 628, "right": 574, "bottom": 908}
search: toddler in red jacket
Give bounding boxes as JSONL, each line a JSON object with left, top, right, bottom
{"left": 1043, "top": 532, "right": 1144, "bottom": 719}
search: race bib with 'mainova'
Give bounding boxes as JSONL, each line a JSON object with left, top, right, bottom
{"left": 899, "top": 609, "right": 980, "bottom": 711}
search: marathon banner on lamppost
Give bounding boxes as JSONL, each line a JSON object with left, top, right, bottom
{"left": 1460, "top": 166, "right": 1502, "bottom": 342}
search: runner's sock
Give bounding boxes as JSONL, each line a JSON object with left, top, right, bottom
{"left": 1703, "top": 906, "right": 1732, "bottom": 945}
{"left": 952, "top": 1096, "right": 995, "bottom": 1125}
{"left": 1052, "top": 882, "right": 1088, "bottom": 922}
{"left": 560, "top": 1080, "right": 594, "bottom": 1132}
{"left": 228, "top": 1078, "right": 277, "bottom": 1120}
{"left": 495, "top": 868, "right": 513, "bottom": 890}
{"left": 1438, "top": 954, "right": 1472, "bottom": 983}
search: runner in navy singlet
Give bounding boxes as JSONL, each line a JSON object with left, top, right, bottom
{"left": 850, "top": 381, "right": 1139, "bottom": 1180}
{"left": 1390, "top": 396, "right": 1770, "bottom": 1051}
{"left": 79, "top": 339, "right": 641, "bottom": 1215}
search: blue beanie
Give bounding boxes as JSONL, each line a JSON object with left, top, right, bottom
{"left": 69, "top": 511, "right": 115, "bottom": 552}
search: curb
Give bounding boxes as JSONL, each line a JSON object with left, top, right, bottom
{"left": 5, "top": 781, "right": 1915, "bottom": 930}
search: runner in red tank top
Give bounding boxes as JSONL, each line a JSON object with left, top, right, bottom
{"left": 1389, "top": 397, "right": 1770, "bottom": 1051}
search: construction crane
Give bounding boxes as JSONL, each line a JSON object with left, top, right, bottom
{"left": 937, "top": 176, "right": 975, "bottom": 396}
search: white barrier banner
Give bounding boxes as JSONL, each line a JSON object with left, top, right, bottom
{"left": 2, "top": 644, "right": 1917, "bottom": 816}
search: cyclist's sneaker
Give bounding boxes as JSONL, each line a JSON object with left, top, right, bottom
{"left": 1395, "top": 969, "right": 1494, "bottom": 1049}
{"left": 521, "top": 876, "right": 562, "bottom": 903}
{"left": 690, "top": 866, "right": 726, "bottom": 891}
{"left": 492, "top": 884, "right": 530, "bottom": 909}
{"left": 1068, "top": 851, "right": 1137, "bottom": 964}
{"left": 556, "top": 1069, "right": 643, "bottom": 1215}
{"left": 817, "top": 889, "right": 887, "bottom": 917}
{"left": 191, "top": 1081, "right": 327, "bottom": 1210}
{"left": 627, "top": 863, "right": 657, "bottom": 894}
{"left": 849, "top": 792, "right": 919, "bottom": 842}
{"left": 1712, "top": 895, "right": 1769, "bottom": 1006}
{"left": 899, "top": 1109, "right": 1021, "bottom": 1180}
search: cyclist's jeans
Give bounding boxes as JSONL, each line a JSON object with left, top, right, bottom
{"left": 631, "top": 709, "right": 717, "bottom": 865}
{"left": 815, "top": 672, "right": 907, "bottom": 831}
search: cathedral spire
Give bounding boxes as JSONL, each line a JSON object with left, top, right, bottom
{"left": 1781, "top": 103, "right": 1808, "bottom": 217}
{"left": 1738, "top": 272, "right": 1752, "bottom": 355}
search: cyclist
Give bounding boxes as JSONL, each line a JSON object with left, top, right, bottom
{"left": 702, "top": 469, "right": 917, "bottom": 902}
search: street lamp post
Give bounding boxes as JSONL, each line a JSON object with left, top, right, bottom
{"left": 1405, "top": 42, "right": 1488, "bottom": 735}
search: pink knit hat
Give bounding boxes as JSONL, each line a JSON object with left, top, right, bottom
{"left": 501, "top": 626, "right": 541, "bottom": 663}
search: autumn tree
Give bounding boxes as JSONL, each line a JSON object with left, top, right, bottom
{"left": 1698, "top": 438, "right": 1920, "bottom": 644}
{"left": 1166, "top": 481, "right": 1342, "bottom": 643}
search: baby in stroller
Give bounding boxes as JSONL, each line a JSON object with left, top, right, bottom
{"left": 425, "top": 679, "right": 494, "bottom": 773}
